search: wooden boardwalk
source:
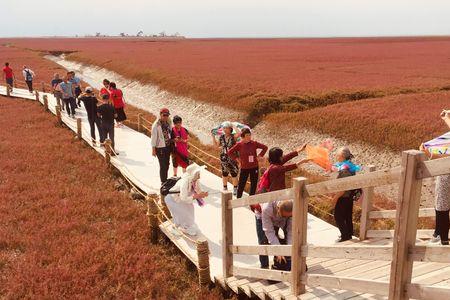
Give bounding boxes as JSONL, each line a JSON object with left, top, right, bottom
{"left": 1, "top": 84, "right": 449, "bottom": 299}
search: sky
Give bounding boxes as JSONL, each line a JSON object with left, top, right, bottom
{"left": 2, "top": 0, "right": 450, "bottom": 38}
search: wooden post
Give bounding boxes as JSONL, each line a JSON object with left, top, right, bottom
{"left": 147, "top": 196, "right": 159, "bottom": 244}
{"left": 56, "top": 105, "right": 62, "bottom": 125}
{"left": 291, "top": 177, "right": 308, "bottom": 296}
{"left": 160, "top": 194, "right": 172, "bottom": 219}
{"left": 138, "top": 113, "right": 143, "bottom": 132}
{"left": 76, "top": 118, "right": 82, "bottom": 140}
{"left": 222, "top": 191, "right": 233, "bottom": 279}
{"left": 360, "top": 165, "right": 376, "bottom": 240}
{"left": 43, "top": 95, "right": 48, "bottom": 111}
{"left": 35, "top": 90, "right": 39, "bottom": 102}
{"left": 388, "top": 150, "right": 425, "bottom": 300}
{"left": 105, "top": 139, "right": 112, "bottom": 165}
{"left": 41, "top": 82, "right": 46, "bottom": 93}
{"left": 197, "top": 239, "right": 211, "bottom": 286}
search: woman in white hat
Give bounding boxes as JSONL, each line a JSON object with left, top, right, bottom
{"left": 165, "top": 164, "right": 209, "bottom": 236}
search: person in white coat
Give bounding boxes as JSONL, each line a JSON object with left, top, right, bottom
{"left": 165, "top": 164, "right": 209, "bottom": 236}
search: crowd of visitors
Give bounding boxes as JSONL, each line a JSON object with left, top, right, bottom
{"left": 3, "top": 61, "right": 449, "bottom": 279}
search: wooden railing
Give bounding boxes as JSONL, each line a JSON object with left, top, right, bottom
{"left": 221, "top": 150, "right": 450, "bottom": 299}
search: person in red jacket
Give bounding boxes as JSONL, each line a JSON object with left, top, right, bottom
{"left": 109, "top": 82, "right": 127, "bottom": 127}
{"left": 227, "top": 128, "right": 268, "bottom": 198}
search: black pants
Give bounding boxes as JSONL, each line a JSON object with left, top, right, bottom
{"left": 88, "top": 115, "right": 102, "bottom": 141}
{"left": 237, "top": 167, "right": 259, "bottom": 198}
{"left": 100, "top": 122, "right": 115, "bottom": 150}
{"left": 75, "top": 87, "right": 82, "bottom": 106}
{"left": 271, "top": 225, "right": 291, "bottom": 271}
{"left": 435, "top": 210, "right": 450, "bottom": 243}
{"left": 26, "top": 80, "right": 33, "bottom": 92}
{"left": 334, "top": 197, "right": 354, "bottom": 239}
{"left": 63, "top": 97, "right": 76, "bottom": 115}
{"left": 255, "top": 217, "right": 269, "bottom": 268}
{"left": 156, "top": 147, "right": 172, "bottom": 184}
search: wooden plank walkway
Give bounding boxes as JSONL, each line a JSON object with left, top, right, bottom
{"left": 1, "top": 86, "right": 449, "bottom": 299}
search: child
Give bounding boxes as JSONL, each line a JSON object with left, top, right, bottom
{"left": 171, "top": 115, "right": 190, "bottom": 176}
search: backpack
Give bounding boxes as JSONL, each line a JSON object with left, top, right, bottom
{"left": 337, "top": 169, "right": 362, "bottom": 201}
{"left": 25, "top": 69, "right": 33, "bottom": 81}
{"left": 160, "top": 177, "right": 181, "bottom": 196}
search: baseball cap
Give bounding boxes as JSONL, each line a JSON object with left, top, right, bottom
{"left": 85, "top": 86, "right": 93, "bottom": 93}
{"left": 160, "top": 108, "right": 170, "bottom": 115}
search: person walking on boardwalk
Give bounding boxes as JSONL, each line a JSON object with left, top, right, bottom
{"left": 79, "top": 87, "right": 102, "bottom": 145}
{"left": 3, "top": 62, "right": 15, "bottom": 92}
{"left": 58, "top": 76, "right": 76, "bottom": 118}
{"left": 164, "top": 164, "right": 208, "bottom": 236}
{"left": 151, "top": 108, "right": 173, "bottom": 184}
{"left": 331, "top": 147, "right": 362, "bottom": 243}
{"left": 421, "top": 110, "right": 450, "bottom": 246}
{"left": 22, "top": 65, "right": 35, "bottom": 93}
{"left": 109, "top": 82, "right": 127, "bottom": 127}
{"left": 97, "top": 94, "right": 117, "bottom": 154}
{"left": 68, "top": 71, "right": 83, "bottom": 107}
{"left": 254, "top": 146, "right": 311, "bottom": 269}
{"left": 171, "top": 115, "right": 190, "bottom": 176}
{"left": 228, "top": 128, "right": 268, "bottom": 198}
{"left": 100, "top": 79, "right": 110, "bottom": 99}
{"left": 51, "top": 73, "right": 63, "bottom": 110}
{"left": 211, "top": 122, "right": 239, "bottom": 195}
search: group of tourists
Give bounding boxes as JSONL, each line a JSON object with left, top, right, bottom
{"left": 3, "top": 61, "right": 449, "bottom": 275}
{"left": 3, "top": 62, "right": 36, "bottom": 93}
{"left": 51, "top": 74, "right": 127, "bottom": 152}
{"left": 156, "top": 108, "right": 450, "bottom": 275}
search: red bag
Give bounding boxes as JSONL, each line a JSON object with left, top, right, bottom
{"left": 250, "top": 166, "right": 273, "bottom": 213}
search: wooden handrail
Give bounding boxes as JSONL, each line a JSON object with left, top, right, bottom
{"left": 305, "top": 166, "right": 401, "bottom": 197}
{"left": 417, "top": 156, "right": 450, "bottom": 179}
{"left": 367, "top": 229, "right": 434, "bottom": 239}
{"left": 228, "top": 188, "right": 294, "bottom": 209}
{"left": 302, "top": 274, "right": 390, "bottom": 296}
{"left": 302, "top": 245, "right": 393, "bottom": 261}
{"left": 232, "top": 266, "right": 291, "bottom": 282}
{"left": 230, "top": 245, "right": 291, "bottom": 256}
{"left": 410, "top": 245, "right": 450, "bottom": 263}
{"left": 369, "top": 207, "right": 435, "bottom": 219}
{"left": 407, "top": 284, "right": 450, "bottom": 299}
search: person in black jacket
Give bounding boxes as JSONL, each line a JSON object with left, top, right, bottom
{"left": 78, "top": 87, "right": 102, "bottom": 144}
{"left": 97, "top": 94, "right": 117, "bottom": 154}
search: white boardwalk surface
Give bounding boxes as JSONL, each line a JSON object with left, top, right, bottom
{"left": 0, "top": 86, "right": 343, "bottom": 296}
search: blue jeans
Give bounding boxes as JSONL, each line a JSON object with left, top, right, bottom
{"left": 255, "top": 217, "right": 269, "bottom": 268}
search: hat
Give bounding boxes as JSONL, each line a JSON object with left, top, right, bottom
{"left": 183, "top": 164, "right": 206, "bottom": 181}
{"left": 222, "top": 121, "right": 232, "bottom": 128}
{"left": 85, "top": 86, "right": 93, "bottom": 93}
{"left": 160, "top": 108, "right": 170, "bottom": 115}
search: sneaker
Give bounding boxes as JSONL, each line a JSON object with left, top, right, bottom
{"left": 429, "top": 234, "right": 440, "bottom": 244}
{"left": 91, "top": 139, "right": 97, "bottom": 146}
{"left": 233, "top": 186, "right": 238, "bottom": 196}
{"left": 442, "top": 240, "right": 449, "bottom": 246}
{"left": 335, "top": 236, "right": 351, "bottom": 243}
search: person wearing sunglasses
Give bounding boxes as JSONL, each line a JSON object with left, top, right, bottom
{"left": 151, "top": 108, "right": 173, "bottom": 184}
